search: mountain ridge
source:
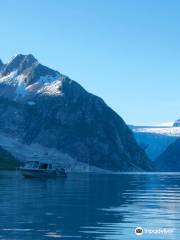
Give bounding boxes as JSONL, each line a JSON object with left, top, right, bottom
{"left": 0, "top": 54, "right": 153, "bottom": 172}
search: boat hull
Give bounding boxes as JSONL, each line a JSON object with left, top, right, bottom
{"left": 20, "top": 168, "right": 67, "bottom": 178}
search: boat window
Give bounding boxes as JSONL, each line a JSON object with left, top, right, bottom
{"left": 49, "top": 164, "right": 52, "bottom": 169}
{"left": 25, "top": 162, "right": 34, "bottom": 168}
{"left": 33, "top": 162, "right": 39, "bottom": 168}
{"left": 39, "top": 163, "right": 48, "bottom": 169}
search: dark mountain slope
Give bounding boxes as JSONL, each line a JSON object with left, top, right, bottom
{"left": 156, "top": 138, "right": 180, "bottom": 171}
{"left": 0, "top": 54, "right": 153, "bottom": 171}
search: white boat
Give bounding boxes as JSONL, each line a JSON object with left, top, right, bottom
{"left": 19, "top": 160, "right": 67, "bottom": 178}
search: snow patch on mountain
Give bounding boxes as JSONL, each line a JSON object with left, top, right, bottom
{"left": 16, "top": 74, "right": 28, "bottom": 97}
{"left": 133, "top": 126, "right": 180, "bottom": 137}
{"left": 0, "top": 69, "right": 62, "bottom": 97}
{"left": 0, "top": 54, "right": 64, "bottom": 98}
{"left": 0, "top": 70, "right": 18, "bottom": 85}
{"left": 156, "top": 122, "right": 174, "bottom": 127}
{"left": 37, "top": 79, "right": 62, "bottom": 96}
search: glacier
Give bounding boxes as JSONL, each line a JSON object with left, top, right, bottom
{"left": 132, "top": 125, "right": 180, "bottom": 160}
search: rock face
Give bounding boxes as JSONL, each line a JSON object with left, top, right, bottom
{"left": 0, "top": 60, "right": 4, "bottom": 72}
{"left": 0, "top": 146, "right": 19, "bottom": 170}
{"left": 156, "top": 138, "right": 180, "bottom": 171}
{"left": 0, "top": 54, "right": 153, "bottom": 171}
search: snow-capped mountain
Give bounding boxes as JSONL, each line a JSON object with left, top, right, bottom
{"left": 0, "top": 54, "right": 153, "bottom": 172}
{"left": 131, "top": 125, "right": 180, "bottom": 160}
{"left": 0, "top": 54, "right": 64, "bottom": 100}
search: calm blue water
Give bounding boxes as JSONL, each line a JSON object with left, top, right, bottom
{"left": 0, "top": 171, "right": 180, "bottom": 240}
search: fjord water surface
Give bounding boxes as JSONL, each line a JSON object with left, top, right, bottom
{"left": 0, "top": 171, "right": 179, "bottom": 239}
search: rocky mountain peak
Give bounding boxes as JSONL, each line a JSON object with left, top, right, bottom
{"left": 0, "top": 54, "right": 62, "bottom": 98}
{"left": 1, "top": 54, "right": 38, "bottom": 77}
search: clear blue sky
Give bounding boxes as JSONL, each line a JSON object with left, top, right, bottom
{"left": 0, "top": 0, "right": 180, "bottom": 125}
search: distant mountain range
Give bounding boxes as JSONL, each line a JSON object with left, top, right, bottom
{"left": 0, "top": 54, "right": 153, "bottom": 172}
{"left": 131, "top": 125, "right": 180, "bottom": 159}
{"left": 131, "top": 124, "right": 180, "bottom": 171}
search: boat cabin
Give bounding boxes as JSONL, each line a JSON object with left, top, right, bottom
{"left": 23, "top": 161, "right": 53, "bottom": 170}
